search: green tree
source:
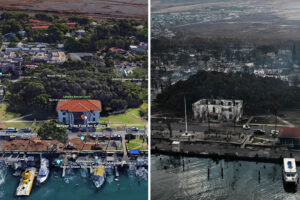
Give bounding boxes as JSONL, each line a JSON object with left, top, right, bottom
{"left": 37, "top": 121, "right": 67, "bottom": 143}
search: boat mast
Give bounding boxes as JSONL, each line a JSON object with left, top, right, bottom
{"left": 184, "top": 96, "right": 187, "bottom": 134}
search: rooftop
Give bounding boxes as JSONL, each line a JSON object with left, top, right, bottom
{"left": 278, "top": 127, "right": 300, "bottom": 139}
{"left": 56, "top": 99, "right": 102, "bottom": 112}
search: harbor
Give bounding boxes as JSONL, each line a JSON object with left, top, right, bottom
{"left": 151, "top": 155, "right": 300, "bottom": 200}
{"left": 0, "top": 150, "right": 148, "bottom": 198}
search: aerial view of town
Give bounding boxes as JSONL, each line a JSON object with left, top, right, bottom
{"left": 151, "top": 0, "right": 300, "bottom": 199}
{"left": 0, "top": 0, "right": 148, "bottom": 199}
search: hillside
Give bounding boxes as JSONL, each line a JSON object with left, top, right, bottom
{"left": 156, "top": 71, "right": 300, "bottom": 115}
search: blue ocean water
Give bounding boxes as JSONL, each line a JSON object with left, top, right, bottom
{"left": 0, "top": 168, "right": 147, "bottom": 200}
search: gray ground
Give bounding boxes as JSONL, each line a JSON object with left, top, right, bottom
{"left": 152, "top": 0, "right": 300, "bottom": 40}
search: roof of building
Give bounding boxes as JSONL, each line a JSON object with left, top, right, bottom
{"left": 32, "top": 26, "right": 49, "bottom": 29}
{"left": 278, "top": 127, "right": 300, "bottom": 139}
{"left": 62, "top": 22, "right": 78, "bottom": 25}
{"left": 56, "top": 99, "right": 101, "bottom": 112}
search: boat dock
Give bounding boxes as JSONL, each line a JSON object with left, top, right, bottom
{"left": 0, "top": 150, "right": 147, "bottom": 197}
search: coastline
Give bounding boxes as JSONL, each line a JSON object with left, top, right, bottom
{"left": 151, "top": 137, "right": 299, "bottom": 164}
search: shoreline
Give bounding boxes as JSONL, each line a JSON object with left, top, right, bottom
{"left": 151, "top": 137, "right": 300, "bottom": 164}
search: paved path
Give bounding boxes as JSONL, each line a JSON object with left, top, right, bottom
{"left": 6, "top": 114, "right": 33, "bottom": 122}
{"left": 122, "top": 135, "right": 128, "bottom": 162}
{"left": 277, "top": 116, "right": 295, "bottom": 127}
{"left": 241, "top": 135, "right": 250, "bottom": 149}
{"left": 246, "top": 116, "right": 254, "bottom": 125}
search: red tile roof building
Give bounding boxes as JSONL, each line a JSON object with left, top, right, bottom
{"left": 56, "top": 99, "right": 101, "bottom": 126}
{"left": 278, "top": 127, "right": 300, "bottom": 148}
{"left": 32, "top": 26, "right": 49, "bottom": 29}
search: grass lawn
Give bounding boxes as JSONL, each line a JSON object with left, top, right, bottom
{"left": 0, "top": 104, "right": 21, "bottom": 121}
{"left": 100, "top": 103, "right": 147, "bottom": 128}
{"left": 127, "top": 137, "right": 148, "bottom": 150}
{"left": 127, "top": 143, "right": 140, "bottom": 149}
{"left": 252, "top": 138, "right": 263, "bottom": 144}
{"left": 0, "top": 104, "right": 37, "bottom": 129}
{"left": 131, "top": 137, "right": 144, "bottom": 143}
{"left": 117, "top": 146, "right": 123, "bottom": 151}
{"left": 127, "top": 103, "right": 147, "bottom": 118}
{"left": 101, "top": 114, "right": 140, "bottom": 124}
{"left": 138, "top": 145, "right": 148, "bottom": 150}
{"left": 5, "top": 122, "right": 34, "bottom": 129}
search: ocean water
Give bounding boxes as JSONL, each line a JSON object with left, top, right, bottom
{"left": 0, "top": 168, "right": 147, "bottom": 200}
{"left": 151, "top": 155, "right": 300, "bottom": 200}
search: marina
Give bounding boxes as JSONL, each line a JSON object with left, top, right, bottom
{"left": 0, "top": 151, "right": 148, "bottom": 198}
{"left": 152, "top": 155, "right": 300, "bottom": 200}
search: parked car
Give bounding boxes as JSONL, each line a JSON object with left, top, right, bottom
{"left": 88, "top": 127, "right": 96, "bottom": 132}
{"left": 242, "top": 124, "right": 250, "bottom": 130}
{"left": 103, "top": 128, "right": 113, "bottom": 132}
{"left": 70, "top": 127, "right": 79, "bottom": 133}
{"left": 5, "top": 127, "right": 18, "bottom": 133}
{"left": 253, "top": 129, "right": 265, "bottom": 135}
{"left": 271, "top": 130, "right": 279, "bottom": 135}
{"left": 79, "top": 127, "right": 86, "bottom": 132}
{"left": 129, "top": 127, "right": 139, "bottom": 132}
{"left": 19, "top": 128, "right": 32, "bottom": 133}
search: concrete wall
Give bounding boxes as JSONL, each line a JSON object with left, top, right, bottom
{"left": 193, "top": 99, "right": 243, "bottom": 122}
{"left": 57, "top": 110, "right": 100, "bottom": 125}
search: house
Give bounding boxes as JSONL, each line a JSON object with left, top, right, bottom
{"left": 130, "top": 45, "right": 147, "bottom": 55}
{"left": 138, "top": 42, "right": 147, "bottom": 49}
{"left": 171, "top": 141, "right": 180, "bottom": 152}
{"left": 56, "top": 99, "right": 102, "bottom": 126}
{"left": 68, "top": 53, "right": 93, "bottom": 61}
{"left": 19, "top": 31, "right": 26, "bottom": 37}
{"left": 90, "top": 22, "right": 97, "bottom": 26}
{"left": 129, "top": 42, "right": 148, "bottom": 55}
{"left": 57, "top": 44, "right": 64, "bottom": 49}
{"left": 62, "top": 22, "right": 78, "bottom": 30}
{"left": 3, "top": 33, "right": 15, "bottom": 42}
{"left": 32, "top": 52, "right": 47, "bottom": 62}
{"left": 192, "top": 99, "right": 243, "bottom": 122}
{"left": 109, "top": 47, "right": 127, "bottom": 55}
{"left": 47, "top": 51, "right": 67, "bottom": 64}
{"left": 76, "top": 29, "right": 86, "bottom": 36}
{"left": 278, "top": 127, "right": 300, "bottom": 148}
{"left": 0, "top": 86, "right": 5, "bottom": 99}
{"left": 136, "top": 25, "right": 144, "bottom": 30}
{"left": 32, "top": 26, "right": 49, "bottom": 29}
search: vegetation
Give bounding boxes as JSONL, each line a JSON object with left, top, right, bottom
{"left": 0, "top": 104, "right": 20, "bottom": 120}
{"left": 0, "top": 12, "right": 148, "bottom": 120}
{"left": 127, "top": 137, "right": 147, "bottom": 150}
{"left": 156, "top": 70, "right": 300, "bottom": 115}
{"left": 0, "top": 12, "right": 147, "bottom": 52}
{"left": 5, "top": 60, "right": 147, "bottom": 118}
{"left": 37, "top": 121, "right": 67, "bottom": 143}
{"left": 1, "top": 12, "right": 29, "bottom": 21}
{"left": 35, "top": 13, "right": 56, "bottom": 22}
{"left": 127, "top": 68, "right": 148, "bottom": 79}
{"left": 64, "top": 19, "right": 147, "bottom": 52}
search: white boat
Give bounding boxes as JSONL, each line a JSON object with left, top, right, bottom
{"left": 37, "top": 158, "right": 49, "bottom": 184}
{"left": 283, "top": 158, "right": 299, "bottom": 186}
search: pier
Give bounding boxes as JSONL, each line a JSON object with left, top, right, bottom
{"left": 0, "top": 149, "right": 148, "bottom": 197}
{"left": 152, "top": 137, "right": 300, "bottom": 164}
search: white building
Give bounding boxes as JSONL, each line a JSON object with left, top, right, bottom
{"left": 192, "top": 99, "right": 243, "bottom": 122}
{"left": 56, "top": 99, "right": 102, "bottom": 126}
